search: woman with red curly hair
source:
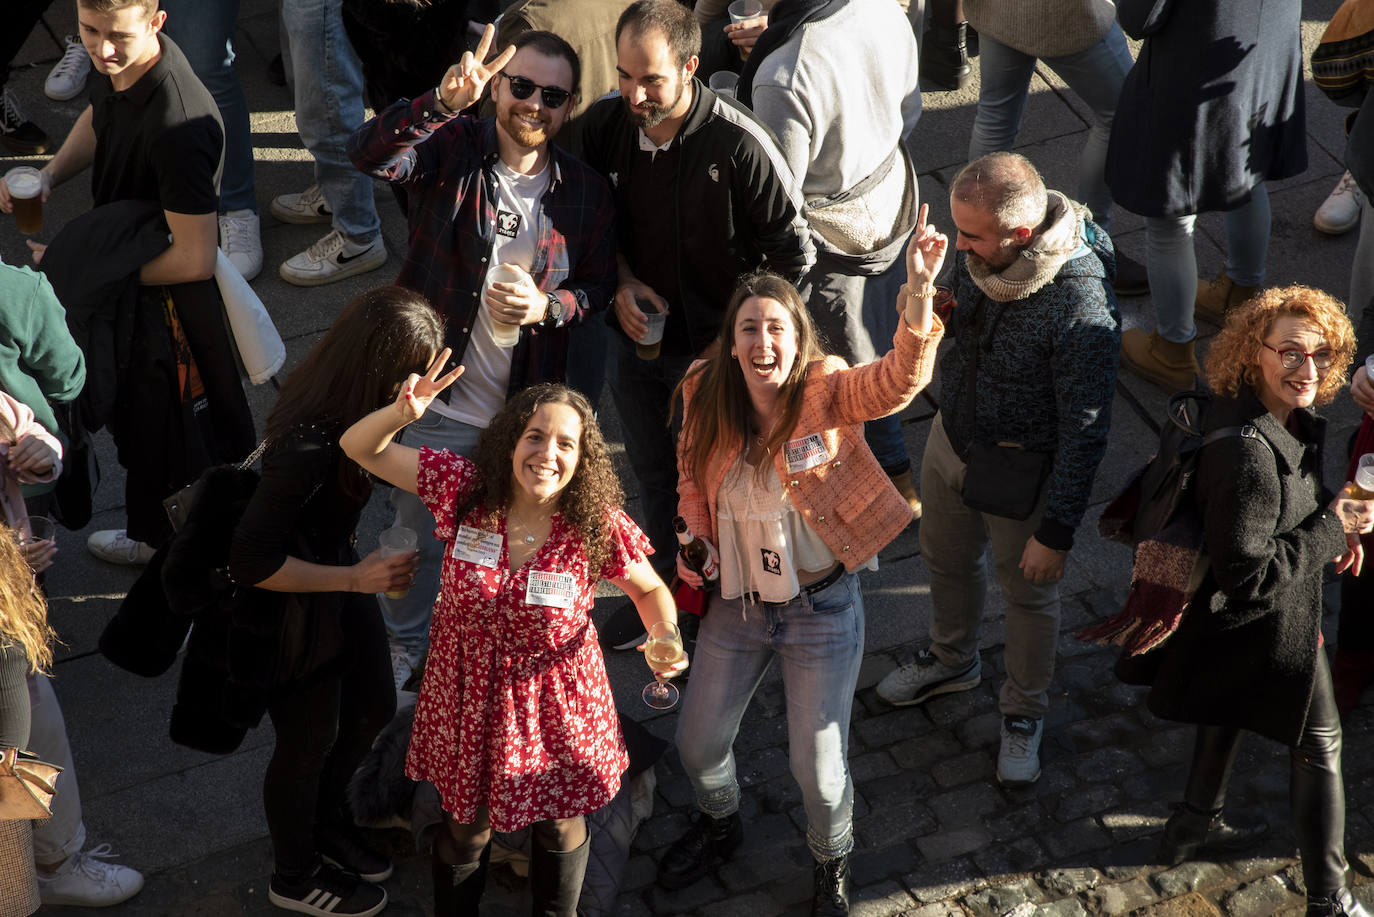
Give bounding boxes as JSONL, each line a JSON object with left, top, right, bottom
{"left": 1135, "top": 286, "right": 1374, "bottom": 917}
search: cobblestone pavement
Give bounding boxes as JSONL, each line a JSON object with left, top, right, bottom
{"left": 7, "top": 1, "right": 1372, "bottom": 915}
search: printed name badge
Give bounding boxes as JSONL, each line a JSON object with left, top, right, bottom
{"left": 785, "top": 433, "right": 830, "bottom": 473}
{"left": 526, "top": 570, "right": 578, "bottom": 609}
{"left": 452, "top": 525, "right": 502, "bottom": 568}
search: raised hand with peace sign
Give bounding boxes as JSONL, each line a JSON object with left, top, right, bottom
{"left": 437, "top": 23, "right": 518, "bottom": 114}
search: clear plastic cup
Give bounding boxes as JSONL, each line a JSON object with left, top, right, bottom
{"left": 485, "top": 265, "right": 523, "bottom": 347}
{"left": 728, "top": 0, "right": 763, "bottom": 23}
{"left": 1354, "top": 454, "right": 1374, "bottom": 501}
{"left": 20, "top": 515, "right": 54, "bottom": 545}
{"left": 708, "top": 71, "right": 739, "bottom": 98}
{"left": 378, "top": 525, "right": 418, "bottom": 598}
{"left": 5, "top": 167, "right": 43, "bottom": 234}
{"left": 637, "top": 304, "right": 667, "bottom": 360}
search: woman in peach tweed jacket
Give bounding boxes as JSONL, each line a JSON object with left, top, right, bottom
{"left": 656, "top": 210, "right": 948, "bottom": 913}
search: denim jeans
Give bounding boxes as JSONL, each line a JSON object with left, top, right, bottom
{"left": 27, "top": 673, "right": 86, "bottom": 865}
{"left": 162, "top": 0, "right": 257, "bottom": 213}
{"left": 565, "top": 310, "right": 609, "bottom": 409}
{"left": 675, "top": 571, "right": 864, "bottom": 861}
{"left": 280, "top": 0, "right": 380, "bottom": 241}
{"left": 381, "top": 411, "right": 483, "bottom": 659}
{"left": 607, "top": 332, "right": 696, "bottom": 578}
{"left": 1144, "top": 184, "right": 1271, "bottom": 345}
{"left": 968, "top": 25, "right": 1132, "bottom": 230}
{"left": 918, "top": 415, "right": 1060, "bottom": 718}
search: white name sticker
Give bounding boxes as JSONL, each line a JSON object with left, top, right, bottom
{"left": 526, "top": 570, "right": 578, "bottom": 609}
{"left": 785, "top": 433, "right": 830, "bottom": 473}
{"left": 452, "top": 525, "right": 502, "bottom": 568}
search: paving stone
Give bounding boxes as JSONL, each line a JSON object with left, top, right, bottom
{"left": 926, "top": 687, "right": 994, "bottom": 728}
{"left": 851, "top": 750, "right": 902, "bottom": 783}
{"left": 1154, "top": 862, "right": 1229, "bottom": 899}
{"left": 890, "top": 732, "right": 964, "bottom": 771}
{"left": 737, "top": 746, "right": 791, "bottom": 788}
{"left": 1071, "top": 747, "right": 1147, "bottom": 783}
{"left": 1123, "top": 767, "right": 1184, "bottom": 802}
{"left": 848, "top": 880, "right": 917, "bottom": 917}
{"left": 856, "top": 706, "right": 936, "bottom": 749}
{"left": 985, "top": 803, "right": 1046, "bottom": 842}
{"left": 1035, "top": 898, "right": 1089, "bottom": 917}
{"left": 960, "top": 877, "right": 1044, "bottom": 917}
{"left": 902, "top": 857, "right": 983, "bottom": 904}
{"left": 1083, "top": 877, "right": 1157, "bottom": 915}
{"left": 955, "top": 711, "right": 1004, "bottom": 749}
{"left": 1036, "top": 867, "right": 1102, "bottom": 897}
{"left": 1097, "top": 838, "right": 1161, "bottom": 881}
{"left": 717, "top": 846, "right": 803, "bottom": 894}
{"left": 751, "top": 777, "right": 802, "bottom": 814}
{"left": 1228, "top": 857, "right": 1298, "bottom": 885}
{"left": 1053, "top": 783, "right": 1122, "bottom": 822}
{"left": 854, "top": 798, "right": 938, "bottom": 850}
{"left": 1145, "top": 892, "right": 1225, "bottom": 917}
{"left": 735, "top": 712, "right": 789, "bottom": 753}
{"left": 647, "top": 876, "right": 729, "bottom": 913}
{"left": 915, "top": 826, "right": 994, "bottom": 864}
{"left": 621, "top": 854, "right": 660, "bottom": 892}
{"left": 1100, "top": 800, "right": 1172, "bottom": 842}
{"left": 931, "top": 749, "right": 996, "bottom": 788}
{"left": 691, "top": 891, "right": 784, "bottom": 917}
{"left": 1220, "top": 876, "right": 1300, "bottom": 917}
{"left": 929, "top": 782, "right": 1004, "bottom": 828}
{"left": 972, "top": 837, "right": 1050, "bottom": 876}
{"left": 1137, "top": 725, "right": 1195, "bottom": 769}
{"left": 1056, "top": 712, "right": 1140, "bottom": 752}
{"left": 901, "top": 904, "right": 964, "bottom": 917}
{"left": 847, "top": 843, "right": 920, "bottom": 888}
{"left": 1040, "top": 816, "right": 1112, "bottom": 859}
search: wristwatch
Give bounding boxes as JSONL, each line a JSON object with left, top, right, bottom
{"left": 540, "top": 292, "right": 564, "bottom": 329}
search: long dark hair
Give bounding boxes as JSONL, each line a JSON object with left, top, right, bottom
{"left": 675, "top": 271, "right": 827, "bottom": 489}
{"left": 266, "top": 286, "right": 445, "bottom": 499}
{"left": 466, "top": 384, "right": 625, "bottom": 574}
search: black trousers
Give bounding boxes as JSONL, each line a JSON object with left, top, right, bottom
{"left": 1182, "top": 651, "right": 1346, "bottom": 896}
{"left": 263, "top": 595, "right": 395, "bottom": 878}
{"left": 2, "top": 0, "right": 54, "bottom": 77}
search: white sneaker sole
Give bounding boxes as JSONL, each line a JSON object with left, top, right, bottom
{"left": 44, "top": 81, "right": 88, "bottom": 102}
{"left": 996, "top": 764, "right": 1041, "bottom": 787}
{"left": 320, "top": 854, "right": 393, "bottom": 884}
{"left": 278, "top": 247, "right": 388, "bottom": 287}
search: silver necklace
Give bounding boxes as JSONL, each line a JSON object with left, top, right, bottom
{"left": 509, "top": 505, "right": 547, "bottom": 545}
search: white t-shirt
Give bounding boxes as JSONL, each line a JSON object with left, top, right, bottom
{"left": 436, "top": 158, "right": 551, "bottom": 427}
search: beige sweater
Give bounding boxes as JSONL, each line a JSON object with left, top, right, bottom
{"left": 964, "top": 0, "right": 1117, "bottom": 58}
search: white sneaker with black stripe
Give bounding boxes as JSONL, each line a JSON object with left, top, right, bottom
{"left": 268, "top": 863, "right": 386, "bottom": 916}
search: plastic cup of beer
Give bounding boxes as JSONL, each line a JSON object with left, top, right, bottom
{"left": 636, "top": 301, "right": 667, "bottom": 360}
{"left": 1353, "top": 454, "right": 1374, "bottom": 501}
{"left": 485, "top": 265, "right": 523, "bottom": 347}
{"left": 728, "top": 0, "right": 762, "bottom": 23}
{"left": 708, "top": 71, "right": 739, "bottom": 99}
{"left": 1366, "top": 353, "right": 1374, "bottom": 380}
{"left": 6, "top": 167, "right": 43, "bottom": 235}
{"left": 378, "top": 525, "right": 418, "bottom": 599}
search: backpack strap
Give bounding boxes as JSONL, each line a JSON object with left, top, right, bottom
{"left": 1201, "top": 423, "right": 1274, "bottom": 457}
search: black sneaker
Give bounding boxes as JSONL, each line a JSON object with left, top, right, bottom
{"left": 0, "top": 88, "right": 50, "bottom": 155}
{"left": 317, "top": 825, "right": 394, "bottom": 883}
{"left": 268, "top": 863, "right": 387, "bottom": 917}
{"left": 657, "top": 811, "right": 743, "bottom": 890}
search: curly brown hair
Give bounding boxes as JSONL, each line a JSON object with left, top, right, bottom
{"left": 1204, "top": 285, "right": 1356, "bottom": 407}
{"left": 465, "top": 384, "right": 626, "bottom": 573}
{"left": 0, "top": 525, "right": 55, "bottom": 673}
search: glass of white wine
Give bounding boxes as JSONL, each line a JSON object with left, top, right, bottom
{"left": 642, "top": 621, "right": 685, "bottom": 710}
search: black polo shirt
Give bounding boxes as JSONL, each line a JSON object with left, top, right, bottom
{"left": 89, "top": 33, "right": 223, "bottom": 214}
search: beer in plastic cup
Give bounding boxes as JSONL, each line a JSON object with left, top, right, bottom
{"left": 378, "top": 525, "right": 418, "bottom": 598}
{"left": 1352, "top": 454, "right": 1374, "bottom": 501}
{"left": 6, "top": 167, "right": 43, "bottom": 235}
{"left": 636, "top": 300, "right": 667, "bottom": 360}
{"left": 485, "top": 265, "right": 523, "bottom": 347}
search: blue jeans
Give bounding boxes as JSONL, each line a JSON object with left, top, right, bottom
{"left": 675, "top": 571, "right": 865, "bottom": 861}
{"left": 968, "top": 25, "right": 1132, "bottom": 230}
{"left": 1145, "top": 184, "right": 1271, "bottom": 344}
{"left": 381, "top": 411, "right": 483, "bottom": 659}
{"left": 162, "top": 0, "right": 256, "bottom": 213}
{"left": 280, "top": 0, "right": 380, "bottom": 241}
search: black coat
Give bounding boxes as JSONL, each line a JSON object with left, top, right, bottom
{"left": 1123, "top": 390, "right": 1346, "bottom": 746}
{"left": 1106, "top": 0, "right": 1307, "bottom": 219}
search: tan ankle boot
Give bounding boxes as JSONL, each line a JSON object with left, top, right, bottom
{"left": 1120, "top": 329, "right": 1200, "bottom": 393}
{"left": 888, "top": 469, "right": 922, "bottom": 520}
{"left": 1194, "top": 272, "right": 1259, "bottom": 326}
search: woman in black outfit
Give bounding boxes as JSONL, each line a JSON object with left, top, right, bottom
{"left": 228, "top": 287, "right": 438, "bottom": 917}
{"left": 1125, "top": 287, "right": 1374, "bottom": 917}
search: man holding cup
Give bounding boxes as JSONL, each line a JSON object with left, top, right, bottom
{"left": 349, "top": 26, "right": 617, "bottom": 693}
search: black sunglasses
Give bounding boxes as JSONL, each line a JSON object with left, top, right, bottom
{"left": 499, "top": 73, "right": 572, "bottom": 109}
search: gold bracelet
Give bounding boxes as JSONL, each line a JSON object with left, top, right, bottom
{"left": 909, "top": 285, "right": 937, "bottom": 299}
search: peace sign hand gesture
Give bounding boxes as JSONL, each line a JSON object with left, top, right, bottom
{"left": 396, "top": 348, "right": 465, "bottom": 423}
{"left": 438, "top": 24, "right": 518, "bottom": 114}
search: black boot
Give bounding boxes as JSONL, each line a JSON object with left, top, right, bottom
{"left": 1308, "top": 888, "right": 1373, "bottom": 917}
{"left": 920, "top": 22, "right": 972, "bottom": 91}
{"left": 812, "top": 855, "right": 850, "bottom": 916}
{"left": 530, "top": 835, "right": 589, "bottom": 917}
{"left": 657, "top": 811, "right": 744, "bottom": 890}
{"left": 432, "top": 844, "right": 489, "bottom": 916}
{"left": 1157, "top": 803, "right": 1269, "bottom": 865}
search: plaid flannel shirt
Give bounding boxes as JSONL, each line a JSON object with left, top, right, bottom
{"left": 349, "top": 91, "right": 617, "bottom": 393}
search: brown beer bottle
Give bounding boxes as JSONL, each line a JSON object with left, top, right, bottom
{"left": 673, "top": 516, "right": 719, "bottom": 583}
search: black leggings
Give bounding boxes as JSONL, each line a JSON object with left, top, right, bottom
{"left": 263, "top": 596, "right": 395, "bottom": 878}
{"left": 1182, "top": 651, "right": 1345, "bottom": 896}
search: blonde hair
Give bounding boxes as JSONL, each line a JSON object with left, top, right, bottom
{"left": 0, "top": 525, "right": 54, "bottom": 672}
{"left": 1204, "top": 285, "right": 1356, "bottom": 407}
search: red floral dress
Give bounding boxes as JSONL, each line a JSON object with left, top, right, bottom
{"left": 406, "top": 448, "right": 648, "bottom": 831}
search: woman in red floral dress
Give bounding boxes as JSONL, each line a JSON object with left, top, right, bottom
{"left": 343, "top": 365, "right": 684, "bottom": 916}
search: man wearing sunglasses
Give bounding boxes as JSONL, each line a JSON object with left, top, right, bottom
{"left": 349, "top": 25, "right": 617, "bottom": 698}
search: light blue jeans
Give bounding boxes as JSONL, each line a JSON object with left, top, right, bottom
{"left": 675, "top": 571, "right": 864, "bottom": 861}
{"left": 1146, "top": 184, "right": 1271, "bottom": 344}
{"left": 280, "top": 0, "right": 380, "bottom": 242}
{"left": 381, "top": 411, "right": 483, "bottom": 660}
{"left": 161, "top": 0, "right": 256, "bottom": 213}
{"left": 968, "top": 25, "right": 1133, "bottom": 230}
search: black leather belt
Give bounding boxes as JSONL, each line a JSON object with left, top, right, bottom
{"left": 745, "top": 563, "right": 845, "bottom": 607}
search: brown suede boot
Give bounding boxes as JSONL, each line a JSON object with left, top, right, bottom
{"left": 1194, "top": 272, "right": 1260, "bottom": 326}
{"left": 888, "top": 469, "right": 922, "bottom": 520}
{"left": 1120, "top": 329, "right": 1200, "bottom": 393}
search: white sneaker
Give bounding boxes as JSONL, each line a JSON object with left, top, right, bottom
{"left": 1314, "top": 171, "right": 1365, "bottom": 235}
{"left": 45, "top": 35, "right": 92, "bottom": 101}
{"left": 875, "top": 648, "right": 981, "bottom": 707}
{"left": 279, "top": 230, "right": 387, "bottom": 287}
{"left": 87, "top": 529, "right": 156, "bottom": 565}
{"left": 219, "top": 209, "right": 264, "bottom": 281}
{"left": 270, "top": 184, "right": 334, "bottom": 224}
{"left": 997, "top": 715, "right": 1043, "bottom": 786}
{"left": 38, "top": 844, "right": 145, "bottom": 907}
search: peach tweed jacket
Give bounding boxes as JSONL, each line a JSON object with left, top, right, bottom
{"left": 677, "top": 315, "right": 943, "bottom": 572}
